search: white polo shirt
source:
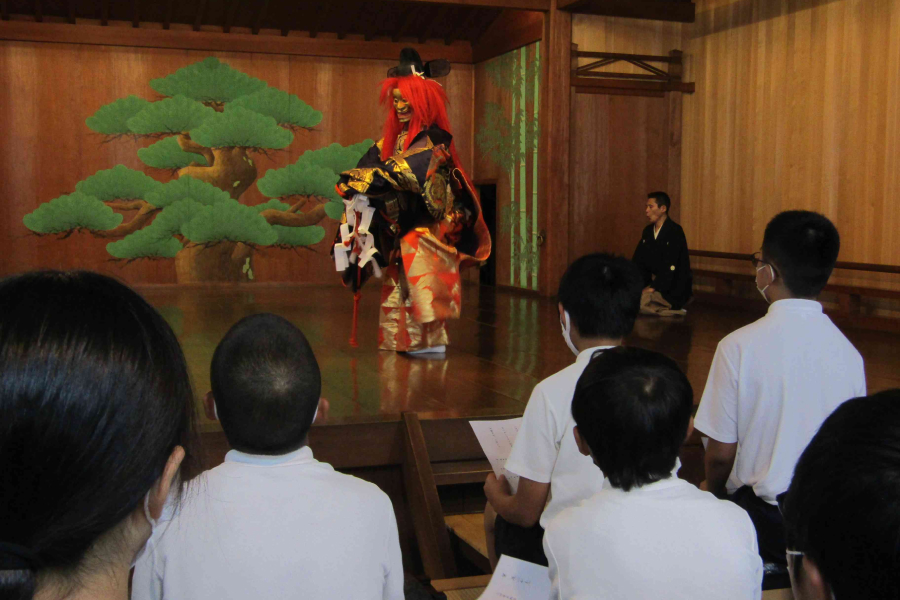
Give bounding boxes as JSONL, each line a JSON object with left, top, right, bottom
{"left": 694, "top": 299, "right": 866, "bottom": 503}
{"left": 505, "top": 346, "right": 613, "bottom": 529}
{"left": 543, "top": 465, "right": 763, "bottom": 600}
{"left": 132, "top": 446, "right": 404, "bottom": 600}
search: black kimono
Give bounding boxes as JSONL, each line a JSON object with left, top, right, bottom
{"left": 632, "top": 218, "right": 693, "bottom": 310}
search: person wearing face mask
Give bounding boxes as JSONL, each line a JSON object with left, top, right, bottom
{"left": 0, "top": 271, "right": 197, "bottom": 600}
{"left": 132, "top": 313, "right": 404, "bottom": 600}
{"left": 693, "top": 210, "right": 865, "bottom": 586}
{"left": 632, "top": 191, "right": 693, "bottom": 316}
{"left": 482, "top": 253, "right": 643, "bottom": 568}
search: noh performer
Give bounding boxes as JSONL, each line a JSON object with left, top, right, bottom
{"left": 333, "top": 49, "right": 491, "bottom": 354}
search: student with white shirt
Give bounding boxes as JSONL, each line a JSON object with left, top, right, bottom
{"left": 544, "top": 347, "right": 762, "bottom": 600}
{"left": 482, "top": 253, "right": 643, "bottom": 567}
{"left": 694, "top": 210, "right": 866, "bottom": 570}
{"left": 781, "top": 390, "right": 900, "bottom": 600}
{"left": 132, "top": 313, "right": 404, "bottom": 600}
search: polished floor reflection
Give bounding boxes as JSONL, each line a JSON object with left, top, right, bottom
{"left": 138, "top": 283, "right": 900, "bottom": 430}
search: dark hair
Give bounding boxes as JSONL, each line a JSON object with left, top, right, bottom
{"left": 648, "top": 191, "right": 671, "bottom": 213}
{"left": 572, "top": 346, "right": 693, "bottom": 491}
{"left": 210, "top": 313, "right": 321, "bottom": 455}
{"left": 0, "top": 271, "right": 197, "bottom": 599}
{"left": 557, "top": 253, "right": 643, "bottom": 339}
{"left": 781, "top": 391, "right": 900, "bottom": 599}
{"left": 762, "top": 210, "right": 840, "bottom": 297}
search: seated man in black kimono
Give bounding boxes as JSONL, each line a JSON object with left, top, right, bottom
{"left": 632, "top": 192, "right": 693, "bottom": 315}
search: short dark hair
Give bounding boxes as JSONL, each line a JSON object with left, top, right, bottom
{"left": 557, "top": 253, "right": 643, "bottom": 339}
{"left": 781, "top": 391, "right": 900, "bottom": 599}
{"left": 0, "top": 271, "right": 197, "bottom": 599}
{"left": 648, "top": 191, "right": 671, "bottom": 213}
{"left": 572, "top": 346, "right": 693, "bottom": 492}
{"left": 210, "top": 313, "right": 321, "bottom": 455}
{"left": 762, "top": 210, "right": 840, "bottom": 297}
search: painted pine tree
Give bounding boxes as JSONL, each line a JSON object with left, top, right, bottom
{"left": 23, "top": 57, "right": 371, "bottom": 282}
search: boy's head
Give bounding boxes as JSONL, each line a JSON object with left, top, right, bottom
{"left": 781, "top": 390, "right": 900, "bottom": 600}
{"left": 209, "top": 313, "right": 321, "bottom": 455}
{"left": 572, "top": 346, "right": 694, "bottom": 491}
{"left": 557, "top": 253, "right": 643, "bottom": 341}
{"left": 760, "top": 211, "right": 840, "bottom": 298}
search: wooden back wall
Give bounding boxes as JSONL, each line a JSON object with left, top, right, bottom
{"left": 0, "top": 41, "right": 474, "bottom": 285}
{"left": 681, "top": 0, "right": 900, "bottom": 289}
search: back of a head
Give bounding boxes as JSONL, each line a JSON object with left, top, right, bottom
{"left": 572, "top": 346, "right": 693, "bottom": 491}
{"left": 558, "top": 253, "right": 643, "bottom": 339}
{"left": 648, "top": 191, "right": 671, "bottom": 213}
{"left": 762, "top": 210, "right": 840, "bottom": 297}
{"left": 210, "top": 313, "right": 321, "bottom": 455}
{"left": 781, "top": 391, "right": 900, "bottom": 599}
{"left": 0, "top": 271, "right": 196, "bottom": 599}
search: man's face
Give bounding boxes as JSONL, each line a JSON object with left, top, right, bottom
{"left": 645, "top": 199, "right": 666, "bottom": 224}
{"left": 392, "top": 88, "right": 412, "bottom": 123}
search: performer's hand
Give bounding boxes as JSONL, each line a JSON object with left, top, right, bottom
{"left": 484, "top": 473, "right": 513, "bottom": 501}
{"left": 699, "top": 480, "right": 709, "bottom": 492}
{"left": 314, "top": 397, "right": 330, "bottom": 424}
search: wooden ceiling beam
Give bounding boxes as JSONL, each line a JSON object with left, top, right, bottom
{"left": 1, "top": 0, "right": 7, "bottom": 21}
{"left": 363, "top": 5, "right": 383, "bottom": 41}
{"left": 400, "top": 0, "right": 549, "bottom": 10}
{"left": 392, "top": 7, "right": 418, "bottom": 42}
{"left": 34, "top": 0, "right": 42, "bottom": 23}
{"left": 309, "top": 2, "right": 327, "bottom": 38}
{"left": 223, "top": 0, "right": 239, "bottom": 33}
{"left": 557, "top": 0, "right": 695, "bottom": 23}
{"left": 445, "top": 7, "right": 481, "bottom": 45}
{"left": 163, "top": 0, "right": 173, "bottom": 29}
{"left": 466, "top": 7, "right": 500, "bottom": 44}
{"left": 100, "top": 0, "right": 109, "bottom": 25}
{"left": 193, "top": 0, "right": 207, "bottom": 31}
{"left": 418, "top": 6, "right": 447, "bottom": 44}
{"left": 67, "top": 0, "right": 76, "bottom": 23}
{"left": 252, "top": 0, "right": 269, "bottom": 34}
{"left": 132, "top": 0, "right": 139, "bottom": 28}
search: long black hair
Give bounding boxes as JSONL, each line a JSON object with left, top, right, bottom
{"left": 0, "top": 271, "right": 198, "bottom": 599}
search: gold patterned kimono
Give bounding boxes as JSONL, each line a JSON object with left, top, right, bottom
{"left": 337, "top": 125, "right": 491, "bottom": 351}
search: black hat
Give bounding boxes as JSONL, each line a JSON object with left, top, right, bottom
{"left": 387, "top": 48, "right": 451, "bottom": 79}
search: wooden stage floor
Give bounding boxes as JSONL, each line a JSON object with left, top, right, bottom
{"left": 138, "top": 282, "right": 900, "bottom": 433}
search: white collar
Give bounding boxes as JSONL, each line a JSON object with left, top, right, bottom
{"left": 224, "top": 445, "right": 315, "bottom": 467}
{"left": 575, "top": 345, "right": 618, "bottom": 364}
{"left": 767, "top": 298, "right": 823, "bottom": 314}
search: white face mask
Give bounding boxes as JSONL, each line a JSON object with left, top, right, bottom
{"left": 560, "top": 310, "right": 580, "bottom": 357}
{"left": 756, "top": 265, "right": 773, "bottom": 303}
{"left": 132, "top": 493, "right": 159, "bottom": 568}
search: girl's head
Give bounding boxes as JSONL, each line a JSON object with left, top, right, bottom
{"left": 0, "top": 271, "right": 197, "bottom": 599}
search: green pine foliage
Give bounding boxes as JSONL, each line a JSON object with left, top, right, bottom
{"left": 189, "top": 105, "right": 293, "bottom": 150}
{"left": 144, "top": 176, "right": 230, "bottom": 208}
{"left": 182, "top": 199, "right": 278, "bottom": 245}
{"left": 23, "top": 192, "right": 123, "bottom": 234}
{"left": 324, "top": 201, "right": 345, "bottom": 220}
{"left": 107, "top": 229, "right": 184, "bottom": 259}
{"left": 232, "top": 87, "right": 323, "bottom": 130}
{"left": 257, "top": 140, "right": 372, "bottom": 200}
{"left": 127, "top": 95, "right": 216, "bottom": 135}
{"left": 273, "top": 225, "right": 326, "bottom": 247}
{"left": 138, "top": 137, "right": 208, "bottom": 169}
{"left": 149, "top": 57, "right": 267, "bottom": 104}
{"left": 85, "top": 95, "right": 152, "bottom": 136}
{"left": 75, "top": 165, "right": 163, "bottom": 201}
{"left": 252, "top": 199, "right": 292, "bottom": 213}
{"left": 146, "top": 199, "right": 204, "bottom": 237}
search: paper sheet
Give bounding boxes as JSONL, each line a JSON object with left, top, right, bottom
{"left": 478, "top": 555, "right": 552, "bottom": 600}
{"left": 470, "top": 418, "right": 522, "bottom": 494}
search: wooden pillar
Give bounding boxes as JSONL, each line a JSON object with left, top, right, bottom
{"left": 538, "top": 0, "right": 572, "bottom": 297}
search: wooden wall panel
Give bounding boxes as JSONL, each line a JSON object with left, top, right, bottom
{"left": 681, "top": 0, "right": 900, "bottom": 289}
{"left": 572, "top": 13, "right": 684, "bottom": 71}
{"left": 0, "top": 41, "right": 473, "bottom": 285}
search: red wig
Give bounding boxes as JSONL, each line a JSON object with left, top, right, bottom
{"left": 380, "top": 76, "right": 463, "bottom": 168}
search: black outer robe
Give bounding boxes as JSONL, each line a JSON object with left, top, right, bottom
{"left": 631, "top": 217, "right": 693, "bottom": 310}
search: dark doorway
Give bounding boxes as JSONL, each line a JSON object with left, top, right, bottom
{"left": 477, "top": 184, "right": 497, "bottom": 286}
